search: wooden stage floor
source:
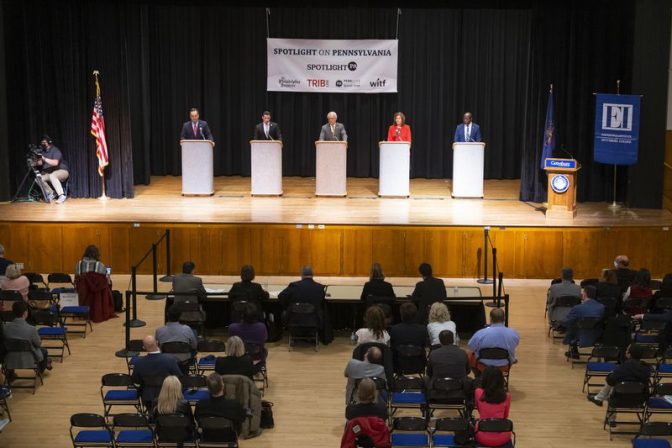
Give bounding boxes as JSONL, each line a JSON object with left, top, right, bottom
{"left": 1, "top": 176, "right": 670, "bottom": 227}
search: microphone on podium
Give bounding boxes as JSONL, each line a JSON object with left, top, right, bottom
{"left": 199, "top": 126, "right": 205, "bottom": 141}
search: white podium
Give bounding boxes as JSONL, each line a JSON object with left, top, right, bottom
{"left": 452, "top": 142, "right": 485, "bottom": 198}
{"left": 181, "top": 139, "right": 215, "bottom": 196}
{"left": 250, "top": 140, "right": 283, "bottom": 196}
{"left": 378, "top": 141, "right": 410, "bottom": 197}
{"left": 315, "top": 141, "right": 347, "bottom": 196}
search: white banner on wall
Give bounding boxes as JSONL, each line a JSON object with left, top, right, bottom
{"left": 267, "top": 38, "right": 398, "bottom": 94}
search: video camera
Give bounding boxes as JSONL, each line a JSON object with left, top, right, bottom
{"left": 26, "top": 144, "right": 43, "bottom": 168}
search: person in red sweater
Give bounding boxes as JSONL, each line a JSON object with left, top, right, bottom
{"left": 387, "top": 112, "right": 411, "bottom": 142}
{"left": 474, "top": 366, "right": 512, "bottom": 447}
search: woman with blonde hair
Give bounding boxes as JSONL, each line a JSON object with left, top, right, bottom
{"left": 0, "top": 264, "right": 30, "bottom": 302}
{"left": 345, "top": 377, "right": 388, "bottom": 421}
{"left": 215, "top": 336, "right": 254, "bottom": 378}
{"left": 151, "top": 375, "right": 193, "bottom": 420}
{"left": 427, "top": 302, "right": 458, "bottom": 346}
{"left": 355, "top": 305, "right": 390, "bottom": 345}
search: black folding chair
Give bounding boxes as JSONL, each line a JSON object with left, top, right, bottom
{"left": 113, "top": 413, "right": 155, "bottom": 448}
{"left": 197, "top": 416, "right": 239, "bottom": 447}
{"left": 393, "top": 344, "right": 426, "bottom": 376}
{"left": 32, "top": 309, "right": 70, "bottom": 362}
{"left": 287, "top": 303, "right": 319, "bottom": 352}
{"left": 155, "top": 415, "right": 197, "bottom": 448}
{"left": 427, "top": 378, "right": 467, "bottom": 418}
{"left": 477, "top": 419, "right": 516, "bottom": 447}
{"left": 70, "top": 413, "right": 114, "bottom": 448}
{"left": 477, "top": 347, "right": 512, "bottom": 386}
{"left": 3, "top": 338, "right": 43, "bottom": 394}
{"left": 604, "top": 381, "right": 648, "bottom": 440}
{"left": 160, "top": 341, "right": 196, "bottom": 374}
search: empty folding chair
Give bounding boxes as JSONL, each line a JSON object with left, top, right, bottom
{"left": 100, "top": 373, "right": 143, "bottom": 418}
{"left": 32, "top": 309, "right": 71, "bottom": 362}
{"left": 196, "top": 339, "right": 226, "bottom": 375}
{"left": 583, "top": 345, "right": 621, "bottom": 394}
{"left": 604, "top": 382, "right": 649, "bottom": 440}
{"left": 635, "top": 320, "right": 666, "bottom": 348}
{"left": 427, "top": 378, "right": 467, "bottom": 419}
{"left": 245, "top": 342, "right": 269, "bottom": 392}
{"left": 155, "top": 415, "right": 197, "bottom": 448}
{"left": 287, "top": 303, "right": 319, "bottom": 352}
{"left": 47, "top": 272, "right": 75, "bottom": 289}
{"left": 475, "top": 418, "right": 516, "bottom": 447}
{"left": 432, "top": 417, "right": 470, "bottom": 448}
{"left": 0, "top": 290, "right": 22, "bottom": 317}
{"left": 390, "top": 376, "right": 426, "bottom": 418}
{"left": 69, "top": 413, "right": 114, "bottom": 448}
{"left": 180, "top": 374, "right": 209, "bottom": 406}
{"left": 391, "top": 416, "right": 429, "bottom": 448}
{"left": 656, "top": 348, "right": 672, "bottom": 385}
{"left": 645, "top": 383, "right": 672, "bottom": 422}
{"left": 113, "top": 413, "right": 156, "bottom": 448}
{"left": 160, "top": 341, "right": 195, "bottom": 374}
{"left": 27, "top": 289, "right": 58, "bottom": 311}
{"left": 197, "top": 416, "right": 239, "bottom": 447}
{"left": 634, "top": 422, "right": 672, "bottom": 448}
{"left": 50, "top": 272, "right": 93, "bottom": 337}
{"left": 3, "top": 338, "right": 43, "bottom": 394}
{"left": 24, "top": 272, "right": 48, "bottom": 291}
{"left": 173, "top": 300, "right": 205, "bottom": 338}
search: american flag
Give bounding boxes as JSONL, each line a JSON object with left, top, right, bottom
{"left": 90, "top": 76, "right": 109, "bottom": 176}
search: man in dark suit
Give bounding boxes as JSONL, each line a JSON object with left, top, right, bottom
{"left": 560, "top": 286, "right": 605, "bottom": 358}
{"left": 180, "top": 108, "right": 213, "bottom": 141}
{"left": 612, "top": 255, "right": 635, "bottom": 293}
{"left": 453, "top": 112, "right": 482, "bottom": 143}
{"left": 319, "top": 111, "right": 347, "bottom": 142}
{"left": 411, "top": 263, "right": 447, "bottom": 324}
{"left": 427, "top": 330, "right": 471, "bottom": 402}
{"left": 194, "top": 373, "right": 247, "bottom": 434}
{"left": 278, "top": 265, "right": 326, "bottom": 312}
{"left": 131, "top": 335, "right": 183, "bottom": 406}
{"left": 390, "top": 302, "right": 427, "bottom": 348}
{"left": 171, "top": 261, "right": 207, "bottom": 325}
{"left": 253, "top": 111, "right": 282, "bottom": 141}
{"left": 228, "top": 265, "right": 269, "bottom": 313}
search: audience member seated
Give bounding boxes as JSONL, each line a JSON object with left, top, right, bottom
{"left": 587, "top": 344, "right": 651, "bottom": 407}
{"left": 2, "top": 301, "right": 51, "bottom": 375}
{"left": 474, "top": 367, "right": 512, "bottom": 447}
{"left": 360, "top": 263, "right": 395, "bottom": 301}
{"left": 229, "top": 302, "right": 268, "bottom": 360}
{"left": 344, "top": 346, "right": 385, "bottom": 404}
{"left": 345, "top": 378, "right": 388, "bottom": 421}
{"left": 390, "top": 302, "right": 427, "bottom": 349}
{"left": 650, "top": 273, "right": 672, "bottom": 312}
{"left": 194, "top": 372, "right": 247, "bottom": 434}
{"left": 546, "top": 267, "right": 581, "bottom": 324}
{"left": 612, "top": 254, "right": 635, "bottom": 294}
{"left": 131, "top": 335, "right": 183, "bottom": 408}
{"left": 215, "top": 336, "right": 254, "bottom": 379}
{"left": 278, "top": 265, "right": 325, "bottom": 324}
{"left": 156, "top": 305, "right": 198, "bottom": 365}
{"left": 0, "top": 244, "right": 13, "bottom": 277}
{"left": 355, "top": 305, "right": 390, "bottom": 346}
{"left": 427, "top": 302, "right": 458, "bottom": 347}
{"left": 624, "top": 268, "right": 653, "bottom": 315}
{"left": 228, "top": 265, "right": 269, "bottom": 316}
{"left": 171, "top": 261, "right": 207, "bottom": 322}
{"left": 73, "top": 244, "right": 117, "bottom": 323}
{"left": 597, "top": 269, "right": 622, "bottom": 301}
{"left": 150, "top": 375, "right": 194, "bottom": 422}
{"left": 468, "top": 308, "right": 520, "bottom": 375}
{"left": 75, "top": 244, "right": 109, "bottom": 277}
{"left": 560, "top": 286, "right": 605, "bottom": 359}
{"left": 0, "top": 264, "right": 30, "bottom": 302}
{"left": 411, "top": 262, "right": 447, "bottom": 324}
{"left": 427, "top": 330, "right": 470, "bottom": 402}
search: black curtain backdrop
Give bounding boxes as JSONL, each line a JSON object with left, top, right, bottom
{"left": 0, "top": 1, "right": 667, "bottom": 207}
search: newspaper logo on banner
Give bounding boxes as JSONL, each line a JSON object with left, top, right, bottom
{"left": 268, "top": 38, "right": 398, "bottom": 93}
{"left": 602, "top": 103, "right": 633, "bottom": 131}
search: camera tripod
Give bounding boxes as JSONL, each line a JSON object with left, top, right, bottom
{"left": 12, "top": 159, "right": 51, "bottom": 203}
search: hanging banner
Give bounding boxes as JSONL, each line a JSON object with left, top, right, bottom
{"left": 267, "top": 38, "right": 398, "bottom": 93}
{"left": 593, "top": 93, "right": 641, "bottom": 165}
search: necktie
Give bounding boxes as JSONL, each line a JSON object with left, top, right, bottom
{"left": 265, "top": 124, "right": 269, "bottom": 138}
{"left": 466, "top": 125, "right": 470, "bottom": 141}
{"left": 193, "top": 123, "right": 198, "bottom": 138}
{"left": 331, "top": 125, "right": 336, "bottom": 139}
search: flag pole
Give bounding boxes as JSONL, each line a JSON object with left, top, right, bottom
{"left": 93, "top": 70, "right": 109, "bottom": 201}
{"left": 609, "top": 79, "right": 621, "bottom": 210}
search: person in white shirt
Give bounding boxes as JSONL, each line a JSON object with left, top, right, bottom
{"left": 355, "top": 305, "right": 390, "bottom": 346}
{"left": 427, "top": 302, "right": 458, "bottom": 347}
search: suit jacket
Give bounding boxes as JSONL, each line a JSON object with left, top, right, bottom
{"left": 172, "top": 273, "right": 207, "bottom": 303}
{"left": 3, "top": 318, "right": 43, "bottom": 368}
{"left": 131, "top": 352, "right": 183, "bottom": 404}
{"left": 360, "top": 279, "right": 395, "bottom": 301}
{"left": 453, "top": 123, "right": 482, "bottom": 142}
{"left": 319, "top": 122, "right": 347, "bottom": 142}
{"left": 389, "top": 322, "right": 427, "bottom": 348}
{"left": 387, "top": 124, "right": 412, "bottom": 142}
{"left": 228, "top": 281, "right": 269, "bottom": 310}
{"left": 411, "top": 276, "right": 448, "bottom": 324}
{"left": 546, "top": 280, "right": 582, "bottom": 323}
{"left": 253, "top": 121, "right": 282, "bottom": 141}
{"left": 180, "top": 120, "right": 213, "bottom": 141}
{"left": 427, "top": 344, "right": 470, "bottom": 382}
{"left": 561, "top": 299, "right": 605, "bottom": 347}
{"left": 278, "top": 278, "right": 326, "bottom": 311}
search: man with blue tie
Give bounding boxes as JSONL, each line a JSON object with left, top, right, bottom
{"left": 453, "top": 112, "right": 482, "bottom": 143}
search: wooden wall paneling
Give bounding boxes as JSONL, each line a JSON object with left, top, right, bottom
{"left": 403, "top": 228, "right": 428, "bottom": 277}
{"left": 128, "top": 225, "right": 169, "bottom": 275}
{"left": 27, "top": 224, "right": 63, "bottom": 274}
{"left": 0, "top": 223, "right": 29, "bottom": 270}
{"left": 371, "top": 228, "right": 407, "bottom": 276}
{"left": 460, "top": 228, "right": 486, "bottom": 278}
{"left": 341, "top": 228, "right": 373, "bottom": 275}
{"left": 60, "top": 224, "right": 105, "bottom": 274}
{"left": 307, "top": 226, "right": 343, "bottom": 275}
{"left": 422, "top": 228, "right": 463, "bottom": 278}
{"left": 105, "top": 225, "right": 131, "bottom": 275}
{"left": 513, "top": 229, "right": 564, "bottom": 278}
{"left": 489, "top": 227, "right": 517, "bottom": 279}
{"left": 561, "top": 228, "right": 607, "bottom": 279}
{"left": 608, "top": 227, "right": 672, "bottom": 277}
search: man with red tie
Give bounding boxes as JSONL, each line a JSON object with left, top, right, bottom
{"left": 180, "top": 108, "right": 214, "bottom": 141}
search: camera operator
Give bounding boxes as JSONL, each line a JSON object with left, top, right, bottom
{"left": 37, "top": 135, "right": 69, "bottom": 203}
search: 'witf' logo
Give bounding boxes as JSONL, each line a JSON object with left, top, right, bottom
{"left": 602, "top": 103, "right": 633, "bottom": 131}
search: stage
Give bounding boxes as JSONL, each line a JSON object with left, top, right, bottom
{"left": 0, "top": 176, "right": 671, "bottom": 279}
{"left": 1, "top": 176, "right": 670, "bottom": 227}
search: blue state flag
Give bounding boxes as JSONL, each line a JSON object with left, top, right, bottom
{"left": 540, "top": 90, "right": 556, "bottom": 169}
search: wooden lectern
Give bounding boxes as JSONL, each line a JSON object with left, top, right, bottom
{"left": 544, "top": 158, "right": 581, "bottom": 219}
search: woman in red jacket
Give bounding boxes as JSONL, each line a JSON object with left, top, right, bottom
{"left": 387, "top": 112, "right": 411, "bottom": 142}
{"left": 474, "top": 367, "right": 512, "bottom": 447}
